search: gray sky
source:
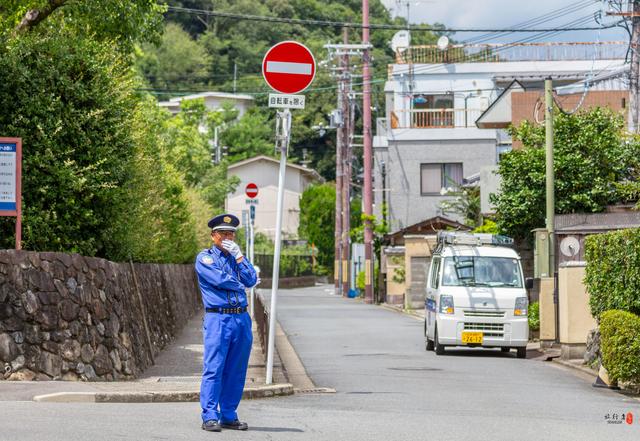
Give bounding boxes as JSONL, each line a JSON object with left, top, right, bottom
{"left": 381, "top": 0, "right": 628, "bottom": 43}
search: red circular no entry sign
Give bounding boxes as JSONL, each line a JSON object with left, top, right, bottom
{"left": 262, "top": 41, "right": 316, "bottom": 94}
{"left": 245, "top": 183, "right": 259, "bottom": 198}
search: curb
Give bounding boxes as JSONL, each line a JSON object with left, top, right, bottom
{"left": 378, "top": 304, "right": 423, "bottom": 321}
{"left": 552, "top": 358, "right": 599, "bottom": 379}
{"left": 33, "top": 383, "right": 294, "bottom": 403}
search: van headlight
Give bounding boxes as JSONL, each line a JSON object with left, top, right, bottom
{"left": 514, "top": 297, "right": 528, "bottom": 316}
{"left": 439, "top": 295, "right": 455, "bottom": 315}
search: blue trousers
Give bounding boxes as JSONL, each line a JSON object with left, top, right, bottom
{"left": 200, "top": 312, "right": 253, "bottom": 423}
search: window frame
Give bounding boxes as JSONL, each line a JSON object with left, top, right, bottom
{"left": 420, "top": 162, "right": 463, "bottom": 196}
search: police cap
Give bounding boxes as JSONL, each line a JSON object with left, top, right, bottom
{"left": 208, "top": 213, "right": 240, "bottom": 231}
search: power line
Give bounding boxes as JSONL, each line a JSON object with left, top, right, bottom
{"left": 165, "top": 5, "right": 620, "bottom": 32}
{"left": 463, "top": 0, "right": 598, "bottom": 44}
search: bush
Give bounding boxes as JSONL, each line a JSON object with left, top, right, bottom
{"left": 600, "top": 310, "right": 640, "bottom": 384}
{"left": 584, "top": 228, "right": 640, "bottom": 318}
{"left": 528, "top": 301, "right": 540, "bottom": 331}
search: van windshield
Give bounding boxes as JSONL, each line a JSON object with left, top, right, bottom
{"left": 442, "top": 256, "right": 523, "bottom": 287}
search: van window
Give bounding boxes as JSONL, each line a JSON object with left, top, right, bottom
{"left": 442, "top": 256, "right": 522, "bottom": 287}
{"left": 429, "top": 257, "right": 441, "bottom": 288}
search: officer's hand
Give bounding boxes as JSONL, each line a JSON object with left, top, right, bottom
{"left": 222, "top": 240, "right": 243, "bottom": 260}
{"left": 254, "top": 277, "right": 262, "bottom": 287}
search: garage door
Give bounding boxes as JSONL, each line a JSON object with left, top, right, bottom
{"left": 408, "top": 256, "right": 430, "bottom": 309}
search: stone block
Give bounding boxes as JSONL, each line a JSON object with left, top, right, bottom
{"left": 35, "top": 308, "right": 59, "bottom": 330}
{"left": 21, "top": 290, "right": 39, "bottom": 315}
{"left": 80, "top": 344, "right": 94, "bottom": 363}
{"left": 8, "top": 368, "right": 35, "bottom": 381}
{"left": 0, "top": 333, "right": 18, "bottom": 362}
{"left": 11, "top": 355, "right": 25, "bottom": 371}
{"left": 37, "top": 291, "right": 60, "bottom": 306}
{"left": 61, "top": 340, "right": 81, "bottom": 361}
{"left": 60, "top": 300, "right": 79, "bottom": 321}
{"left": 93, "top": 345, "right": 112, "bottom": 376}
{"left": 42, "top": 341, "right": 59, "bottom": 353}
{"left": 37, "top": 351, "right": 62, "bottom": 377}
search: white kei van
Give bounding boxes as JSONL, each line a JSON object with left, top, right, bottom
{"left": 424, "top": 232, "right": 531, "bottom": 358}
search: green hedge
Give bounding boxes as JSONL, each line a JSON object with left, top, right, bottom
{"left": 528, "top": 301, "right": 540, "bottom": 331}
{"left": 600, "top": 310, "right": 640, "bottom": 384}
{"left": 584, "top": 228, "right": 640, "bottom": 318}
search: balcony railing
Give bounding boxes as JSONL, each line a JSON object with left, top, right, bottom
{"left": 390, "top": 109, "right": 483, "bottom": 129}
{"left": 394, "top": 41, "right": 627, "bottom": 64}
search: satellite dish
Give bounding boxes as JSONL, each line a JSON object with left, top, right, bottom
{"left": 560, "top": 236, "right": 580, "bottom": 257}
{"left": 437, "top": 35, "right": 450, "bottom": 51}
{"left": 391, "top": 30, "right": 411, "bottom": 52}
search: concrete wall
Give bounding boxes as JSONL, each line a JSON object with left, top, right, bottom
{"left": 0, "top": 250, "right": 200, "bottom": 381}
{"left": 385, "top": 139, "right": 497, "bottom": 232}
{"left": 385, "top": 254, "right": 405, "bottom": 306}
{"left": 539, "top": 277, "right": 556, "bottom": 342}
{"left": 558, "top": 263, "right": 597, "bottom": 359}
{"left": 404, "top": 235, "right": 436, "bottom": 309}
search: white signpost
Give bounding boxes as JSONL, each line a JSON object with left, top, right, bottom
{"left": 262, "top": 41, "right": 316, "bottom": 385}
{"left": 0, "top": 138, "right": 22, "bottom": 250}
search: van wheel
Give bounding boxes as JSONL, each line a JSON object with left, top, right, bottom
{"left": 425, "top": 320, "right": 434, "bottom": 351}
{"left": 501, "top": 347, "right": 510, "bottom": 353}
{"left": 516, "top": 347, "right": 527, "bottom": 359}
{"left": 434, "top": 326, "right": 445, "bottom": 355}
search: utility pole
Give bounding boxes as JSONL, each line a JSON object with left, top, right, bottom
{"left": 341, "top": 28, "right": 351, "bottom": 298}
{"left": 362, "top": 0, "right": 374, "bottom": 304}
{"left": 545, "top": 78, "right": 555, "bottom": 274}
{"left": 631, "top": 0, "right": 640, "bottom": 133}
{"left": 334, "top": 47, "right": 344, "bottom": 296}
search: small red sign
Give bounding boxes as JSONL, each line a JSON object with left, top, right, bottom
{"left": 626, "top": 412, "right": 633, "bottom": 425}
{"left": 262, "top": 41, "right": 316, "bottom": 94}
{"left": 245, "top": 183, "right": 259, "bottom": 198}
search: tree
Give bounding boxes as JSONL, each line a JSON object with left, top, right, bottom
{"left": 137, "top": 22, "right": 212, "bottom": 90}
{"left": 220, "top": 108, "right": 275, "bottom": 162}
{"left": 491, "top": 107, "right": 640, "bottom": 240}
{"left": 2, "top": 0, "right": 165, "bottom": 52}
{"left": 439, "top": 184, "right": 481, "bottom": 227}
{"left": 298, "top": 183, "right": 335, "bottom": 269}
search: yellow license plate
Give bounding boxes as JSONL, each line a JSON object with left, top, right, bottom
{"left": 461, "top": 332, "right": 483, "bottom": 344}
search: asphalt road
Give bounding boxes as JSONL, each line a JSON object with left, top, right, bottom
{"left": 1, "top": 284, "right": 639, "bottom": 441}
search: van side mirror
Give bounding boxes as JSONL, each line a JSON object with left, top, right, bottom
{"left": 525, "top": 277, "right": 534, "bottom": 290}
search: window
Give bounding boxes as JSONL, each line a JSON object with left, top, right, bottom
{"left": 420, "top": 163, "right": 463, "bottom": 195}
{"left": 429, "top": 258, "right": 441, "bottom": 289}
{"left": 441, "top": 257, "right": 523, "bottom": 288}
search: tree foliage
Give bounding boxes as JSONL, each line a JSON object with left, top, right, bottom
{"left": 491, "top": 108, "right": 640, "bottom": 240}
{"left": 298, "top": 184, "right": 335, "bottom": 269}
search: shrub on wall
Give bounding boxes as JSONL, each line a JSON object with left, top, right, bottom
{"left": 528, "top": 301, "right": 540, "bottom": 331}
{"left": 599, "top": 310, "right": 640, "bottom": 384}
{"left": 584, "top": 228, "right": 640, "bottom": 318}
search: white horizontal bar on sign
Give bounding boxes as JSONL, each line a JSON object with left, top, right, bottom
{"left": 266, "top": 61, "right": 312, "bottom": 75}
{"left": 268, "top": 94, "right": 305, "bottom": 109}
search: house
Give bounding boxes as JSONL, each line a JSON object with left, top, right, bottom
{"left": 225, "top": 155, "right": 324, "bottom": 240}
{"left": 374, "top": 41, "right": 627, "bottom": 229}
{"left": 158, "top": 91, "right": 254, "bottom": 118}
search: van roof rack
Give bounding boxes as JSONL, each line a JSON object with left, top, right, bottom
{"left": 435, "top": 231, "right": 514, "bottom": 250}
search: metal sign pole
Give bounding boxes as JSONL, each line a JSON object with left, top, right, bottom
{"left": 266, "top": 108, "right": 291, "bottom": 385}
{"left": 249, "top": 206, "right": 256, "bottom": 319}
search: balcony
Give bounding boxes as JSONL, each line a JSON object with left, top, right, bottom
{"left": 390, "top": 109, "right": 483, "bottom": 129}
{"left": 394, "top": 41, "right": 627, "bottom": 65}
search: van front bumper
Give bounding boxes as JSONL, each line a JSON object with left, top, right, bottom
{"left": 436, "top": 313, "right": 529, "bottom": 348}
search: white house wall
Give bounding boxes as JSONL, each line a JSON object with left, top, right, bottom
{"left": 226, "top": 186, "right": 301, "bottom": 240}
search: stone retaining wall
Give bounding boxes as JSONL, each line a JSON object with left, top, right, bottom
{"left": 0, "top": 250, "right": 200, "bottom": 381}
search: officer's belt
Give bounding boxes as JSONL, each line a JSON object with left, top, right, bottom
{"left": 205, "top": 306, "right": 247, "bottom": 314}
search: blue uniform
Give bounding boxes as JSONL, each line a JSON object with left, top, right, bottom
{"left": 195, "top": 246, "right": 257, "bottom": 423}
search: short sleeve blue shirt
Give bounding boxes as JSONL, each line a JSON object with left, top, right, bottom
{"left": 195, "top": 246, "right": 257, "bottom": 308}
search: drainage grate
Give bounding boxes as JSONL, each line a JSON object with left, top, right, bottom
{"left": 294, "top": 387, "right": 336, "bottom": 394}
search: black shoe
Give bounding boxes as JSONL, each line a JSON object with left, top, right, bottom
{"left": 202, "top": 420, "right": 222, "bottom": 432}
{"left": 221, "top": 420, "right": 248, "bottom": 430}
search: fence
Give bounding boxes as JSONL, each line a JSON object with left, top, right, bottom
{"left": 390, "top": 108, "right": 483, "bottom": 129}
{"left": 394, "top": 41, "right": 628, "bottom": 64}
{"left": 253, "top": 253, "right": 313, "bottom": 278}
{"left": 254, "top": 291, "right": 269, "bottom": 363}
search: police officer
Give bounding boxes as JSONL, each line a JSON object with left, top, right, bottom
{"left": 196, "top": 213, "right": 257, "bottom": 432}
